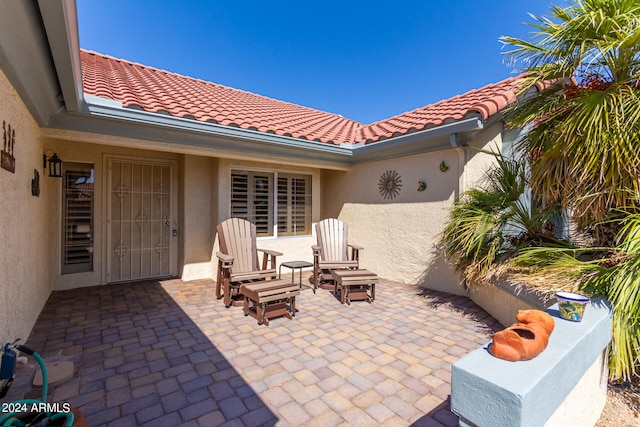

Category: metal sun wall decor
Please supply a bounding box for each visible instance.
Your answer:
[378,170,402,200]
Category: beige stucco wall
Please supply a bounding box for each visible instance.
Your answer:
[322,149,462,294]
[38,134,324,288]
[42,137,180,289]
[0,69,52,344]
[321,124,504,295]
[180,155,216,281]
[458,123,505,194]
[19,101,504,296]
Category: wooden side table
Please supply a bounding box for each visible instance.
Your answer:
[331,269,378,305]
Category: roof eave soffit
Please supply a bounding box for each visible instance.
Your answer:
[0,1,65,125]
[38,0,84,113]
[50,94,487,164]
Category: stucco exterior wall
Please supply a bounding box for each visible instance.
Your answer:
[180,155,216,281]
[14,92,504,298]
[462,126,504,193]
[42,137,180,289]
[0,69,52,345]
[35,134,325,288]
[322,125,504,295]
[322,149,462,294]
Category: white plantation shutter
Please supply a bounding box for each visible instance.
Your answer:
[62,164,94,274]
[252,174,272,235]
[232,170,311,237]
[230,173,248,219]
[231,171,273,236]
[277,174,311,236]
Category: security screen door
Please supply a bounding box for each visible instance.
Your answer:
[107,158,177,282]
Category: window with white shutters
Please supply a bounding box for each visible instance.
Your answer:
[231,170,274,236]
[277,174,311,236]
[231,169,311,237]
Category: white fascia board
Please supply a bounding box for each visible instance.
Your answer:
[350,118,484,162]
[80,96,486,163]
[352,118,483,156]
[38,0,84,112]
[82,97,354,156]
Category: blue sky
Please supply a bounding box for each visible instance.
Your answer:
[77,1,564,124]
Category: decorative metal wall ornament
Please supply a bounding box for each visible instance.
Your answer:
[31,170,40,196]
[2,121,16,173]
[439,161,449,172]
[378,170,402,200]
[417,181,427,192]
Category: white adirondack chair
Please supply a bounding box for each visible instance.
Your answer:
[312,218,362,289]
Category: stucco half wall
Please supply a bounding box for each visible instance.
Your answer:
[0,69,52,344]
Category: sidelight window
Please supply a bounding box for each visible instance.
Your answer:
[62,163,94,274]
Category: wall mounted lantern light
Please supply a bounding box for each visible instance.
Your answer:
[43,151,63,178]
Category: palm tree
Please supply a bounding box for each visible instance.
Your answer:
[501,0,640,242]
[498,0,640,381]
[442,154,564,287]
[510,212,640,380]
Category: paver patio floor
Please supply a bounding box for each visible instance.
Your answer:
[7,276,501,426]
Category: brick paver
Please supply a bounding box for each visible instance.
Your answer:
[4,276,500,426]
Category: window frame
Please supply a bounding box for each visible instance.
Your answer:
[277,172,312,237]
[230,168,312,238]
[61,162,95,274]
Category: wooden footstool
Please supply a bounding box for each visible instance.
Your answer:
[240,279,300,326]
[331,269,378,305]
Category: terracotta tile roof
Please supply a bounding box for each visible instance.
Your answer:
[80,49,522,145]
[81,50,360,145]
[358,77,522,143]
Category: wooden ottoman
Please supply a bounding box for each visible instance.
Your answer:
[331,269,378,305]
[240,279,300,326]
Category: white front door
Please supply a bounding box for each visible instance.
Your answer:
[107,158,177,283]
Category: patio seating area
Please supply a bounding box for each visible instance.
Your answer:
[7,276,501,426]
